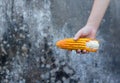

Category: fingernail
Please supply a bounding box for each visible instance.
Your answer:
[83,50,86,52]
[73,37,76,40]
[74,37,78,40]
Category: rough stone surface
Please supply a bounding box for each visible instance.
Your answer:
[0,0,120,83]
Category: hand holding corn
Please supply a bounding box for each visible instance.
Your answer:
[73,25,98,53]
[72,0,109,53]
[56,38,99,52]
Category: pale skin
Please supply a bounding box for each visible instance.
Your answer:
[74,0,110,53]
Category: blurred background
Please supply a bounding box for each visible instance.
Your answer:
[0,0,120,83]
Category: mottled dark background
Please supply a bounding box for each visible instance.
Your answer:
[0,0,120,83]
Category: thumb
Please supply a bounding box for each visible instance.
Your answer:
[74,30,82,40]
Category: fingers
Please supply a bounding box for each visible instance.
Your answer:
[74,28,89,40]
[81,50,88,54]
[74,30,82,40]
[76,49,89,54]
[76,49,81,53]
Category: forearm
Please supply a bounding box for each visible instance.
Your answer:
[87,0,110,29]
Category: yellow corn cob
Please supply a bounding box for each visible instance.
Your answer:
[56,38,99,52]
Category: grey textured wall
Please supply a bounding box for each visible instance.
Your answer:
[0,0,120,83]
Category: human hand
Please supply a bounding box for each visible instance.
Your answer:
[74,25,98,54]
